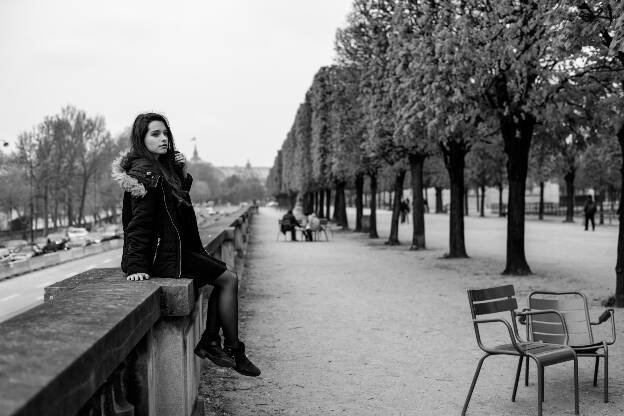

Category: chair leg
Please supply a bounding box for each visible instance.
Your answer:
[574,356,579,414]
[540,365,545,402]
[593,357,599,387]
[512,356,523,402]
[537,364,543,416]
[461,354,489,416]
[604,351,609,403]
[525,354,530,386]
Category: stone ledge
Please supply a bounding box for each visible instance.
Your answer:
[0,276,161,416]
[45,268,196,317]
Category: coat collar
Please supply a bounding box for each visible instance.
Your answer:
[111,151,161,197]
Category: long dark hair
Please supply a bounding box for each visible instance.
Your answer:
[130,112,189,206]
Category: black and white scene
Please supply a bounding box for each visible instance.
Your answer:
[2,1,624,415]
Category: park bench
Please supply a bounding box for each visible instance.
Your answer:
[463,284,579,416]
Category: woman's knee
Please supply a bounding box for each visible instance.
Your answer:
[217,270,238,289]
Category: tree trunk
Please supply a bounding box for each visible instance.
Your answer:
[319,189,325,218]
[502,115,533,275]
[78,174,89,227]
[475,186,480,215]
[498,182,504,217]
[464,187,469,216]
[564,168,575,223]
[435,187,443,213]
[599,188,604,225]
[386,170,406,245]
[441,140,469,258]
[409,154,426,250]
[615,125,624,306]
[334,180,348,229]
[43,184,49,237]
[333,184,339,223]
[369,172,379,239]
[290,192,297,210]
[538,181,545,220]
[67,194,74,226]
[53,198,58,228]
[355,174,364,232]
[325,188,331,220]
[480,184,486,217]
[315,191,320,215]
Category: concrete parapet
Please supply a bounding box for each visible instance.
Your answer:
[0,268,161,416]
[0,208,255,416]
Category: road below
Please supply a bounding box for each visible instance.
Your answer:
[0,248,122,323]
[0,205,246,323]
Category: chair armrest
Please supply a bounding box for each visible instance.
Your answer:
[591,309,616,345]
[472,318,522,354]
[516,309,569,345]
[591,309,613,325]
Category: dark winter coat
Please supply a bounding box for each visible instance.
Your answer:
[112,152,207,278]
[584,200,597,217]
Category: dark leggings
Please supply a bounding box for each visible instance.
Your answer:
[182,250,239,347]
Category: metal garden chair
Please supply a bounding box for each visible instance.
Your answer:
[319,218,332,240]
[464,285,579,416]
[523,291,615,403]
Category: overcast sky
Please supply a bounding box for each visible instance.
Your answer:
[0,0,353,167]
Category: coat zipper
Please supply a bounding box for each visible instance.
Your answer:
[151,237,161,266]
[160,180,182,278]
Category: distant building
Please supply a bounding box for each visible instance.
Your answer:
[215,161,270,183]
[187,147,269,183]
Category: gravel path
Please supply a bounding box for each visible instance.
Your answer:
[199,208,624,415]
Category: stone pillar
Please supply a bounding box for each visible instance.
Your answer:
[150,281,204,416]
[220,228,237,267]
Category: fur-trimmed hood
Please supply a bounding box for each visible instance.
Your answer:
[111,151,161,198]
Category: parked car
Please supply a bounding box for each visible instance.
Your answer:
[8,243,43,262]
[66,227,90,248]
[44,232,69,252]
[0,244,10,262]
[87,232,103,244]
[3,240,29,252]
[100,224,123,241]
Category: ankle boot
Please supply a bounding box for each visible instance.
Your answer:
[195,334,235,368]
[223,341,261,377]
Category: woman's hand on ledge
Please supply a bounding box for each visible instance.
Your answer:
[127,273,150,281]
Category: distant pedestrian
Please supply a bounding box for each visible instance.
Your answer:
[400,198,410,224]
[112,112,260,377]
[584,195,597,231]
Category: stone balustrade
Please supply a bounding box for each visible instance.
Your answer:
[0,208,254,416]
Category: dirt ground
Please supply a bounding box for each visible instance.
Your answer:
[198,208,624,415]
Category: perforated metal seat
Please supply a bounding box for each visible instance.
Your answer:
[463,285,579,416]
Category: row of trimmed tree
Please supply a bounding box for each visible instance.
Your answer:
[267,1,624,305]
